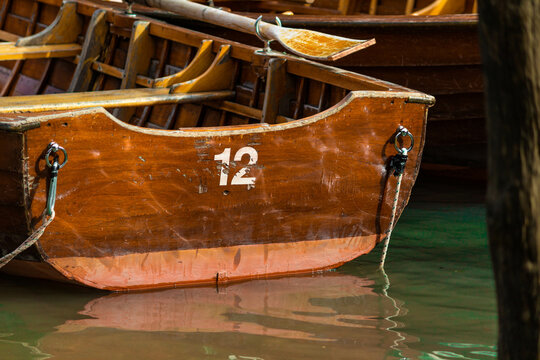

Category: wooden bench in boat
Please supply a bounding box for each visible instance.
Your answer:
[0,29,19,42]
[0,1,82,60]
[0,42,81,60]
[0,88,235,113]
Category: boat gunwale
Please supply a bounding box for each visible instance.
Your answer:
[0,90,434,134]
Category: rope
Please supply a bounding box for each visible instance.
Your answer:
[0,211,55,269]
[380,267,407,356]
[0,142,66,269]
[379,172,403,269]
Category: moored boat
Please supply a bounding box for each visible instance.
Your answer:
[0,0,433,290]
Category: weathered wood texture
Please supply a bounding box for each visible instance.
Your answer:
[0,0,75,96]
[0,0,431,290]
[478,0,540,358]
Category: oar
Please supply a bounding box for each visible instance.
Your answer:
[133,0,375,61]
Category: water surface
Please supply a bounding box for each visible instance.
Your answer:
[0,180,496,359]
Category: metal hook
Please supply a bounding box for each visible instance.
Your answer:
[255,16,282,54]
[44,142,68,215]
[45,142,68,169]
[393,126,414,154]
[254,16,272,52]
[124,1,137,17]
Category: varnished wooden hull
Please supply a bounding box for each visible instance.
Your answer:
[0,0,432,290]
[0,91,430,290]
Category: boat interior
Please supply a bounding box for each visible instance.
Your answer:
[0,0,421,131]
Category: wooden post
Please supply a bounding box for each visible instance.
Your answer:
[478,1,540,359]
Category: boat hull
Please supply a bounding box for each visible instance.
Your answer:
[0,92,427,290]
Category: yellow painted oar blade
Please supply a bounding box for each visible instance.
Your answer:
[275,28,375,61]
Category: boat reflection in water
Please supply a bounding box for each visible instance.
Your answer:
[37,273,417,359]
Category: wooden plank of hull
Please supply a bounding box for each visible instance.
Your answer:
[5,235,378,290]
[1,91,427,290]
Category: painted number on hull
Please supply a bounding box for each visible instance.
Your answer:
[214,147,258,186]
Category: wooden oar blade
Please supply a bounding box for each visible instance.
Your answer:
[275,28,375,61]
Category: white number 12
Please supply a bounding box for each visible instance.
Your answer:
[214,147,258,186]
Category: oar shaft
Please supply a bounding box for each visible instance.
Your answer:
[139,0,275,38]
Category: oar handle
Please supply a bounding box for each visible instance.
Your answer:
[137,0,275,38]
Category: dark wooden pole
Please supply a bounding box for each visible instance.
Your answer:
[478,1,540,358]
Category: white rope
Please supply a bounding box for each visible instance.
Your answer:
[0,211,55,269]
[379,172,403,269]
[380,267,407,356]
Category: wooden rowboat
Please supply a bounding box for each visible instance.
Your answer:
[0,0,433,290]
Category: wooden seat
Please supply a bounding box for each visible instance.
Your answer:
[0,88,235,113]
[170,44,235,93]
[0,1,82,61]
[0,42,81,61]
[154,39,215,88]
[0,30,19,42]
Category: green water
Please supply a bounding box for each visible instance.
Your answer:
[0,181,496,360]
